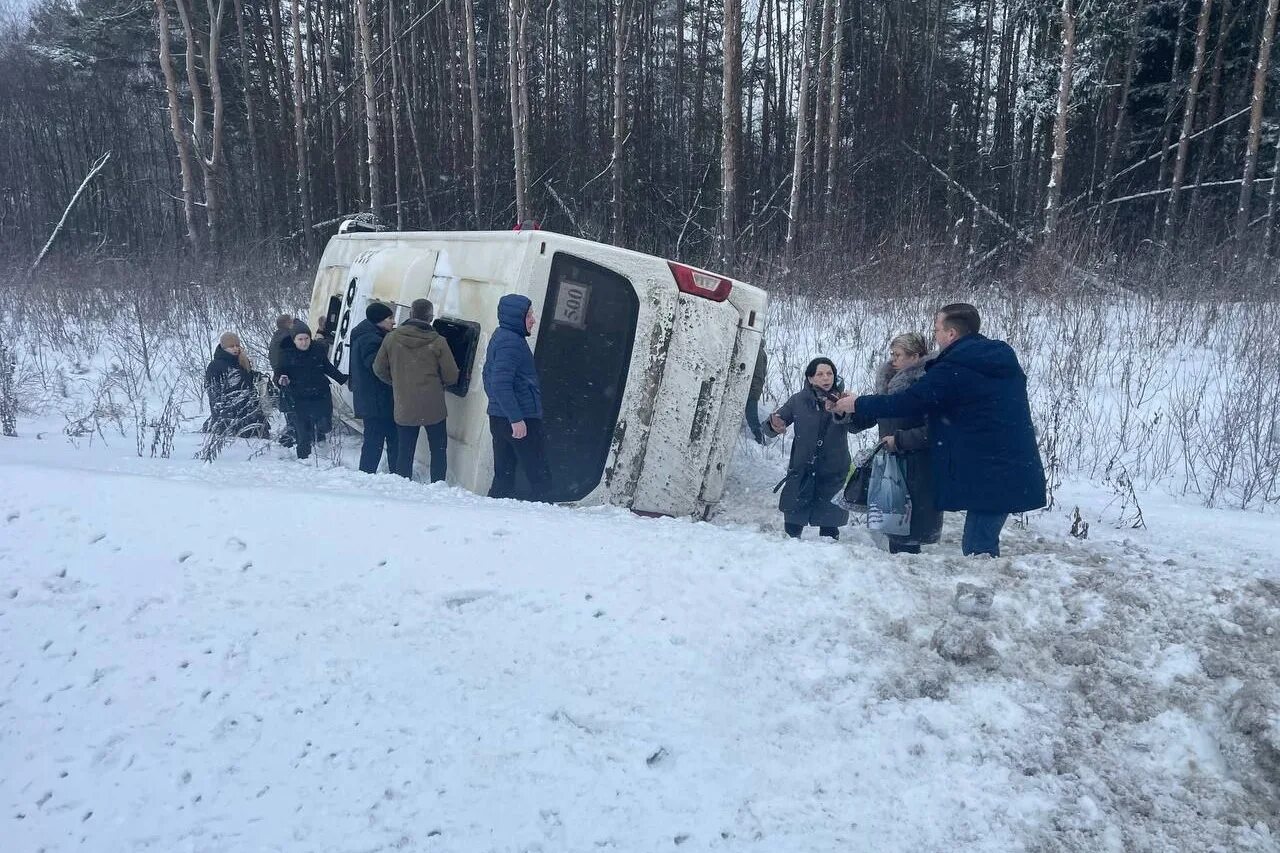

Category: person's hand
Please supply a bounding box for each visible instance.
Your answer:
[881,435,897,452]
[277,375,290,386]
[768,412,787,433]
[826,395,856,414]
[511,420,527,439]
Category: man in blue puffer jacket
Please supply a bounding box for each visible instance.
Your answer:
[830,303,1046,557]
[482,293,551,500]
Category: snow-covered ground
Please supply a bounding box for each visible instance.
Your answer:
[2,423,1278,852]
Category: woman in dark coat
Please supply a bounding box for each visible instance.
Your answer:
[273,322,348,460]
[840,333,943,553]
[203,332,269,439]
[762,357,854,540]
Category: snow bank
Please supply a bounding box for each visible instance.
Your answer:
[2,429,1277,851]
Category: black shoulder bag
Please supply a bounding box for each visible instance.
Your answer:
[773,411,831,513]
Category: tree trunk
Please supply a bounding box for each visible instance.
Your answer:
[153,0,202,253]
[1101,4,1142,198]
[508,0,529,224]
[823,0,845,220]
[1165,0,1214,237]
[357,0,381,218]
[389,0,404,229]
[811,0,834,196]
[785,0,816,262]
[464,0,484,225]
[1153,0,1189,230]
[1191,0,1233,213]
[610,0,630,242]
[233,0,264,232]
[1043,0,1075,239]
[291,0,315,254]
[1235,0,1280,241]
[721,0,742,265]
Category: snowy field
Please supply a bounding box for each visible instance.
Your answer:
[3,422,1279,852]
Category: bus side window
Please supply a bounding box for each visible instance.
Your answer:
[432,318,481,397]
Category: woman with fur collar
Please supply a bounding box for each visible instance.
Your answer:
[841,333,943,553]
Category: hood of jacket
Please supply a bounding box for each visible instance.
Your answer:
[936,333,1025,380]
[392,319,442,348]
[350,318,387,348]
[212,345,240,366]
[497,294,532,337]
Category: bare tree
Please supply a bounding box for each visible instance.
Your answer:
[1044,0,1076,239]
[153,0,201,253]
[508,0,530,224]
[1165,0,1214,238]
[463,0,484,226]
[610,0,633,243]
[291,0,315,253]
[1235,0,1280,241]
[720,0,742,265]
[357,0,381,218]
[823,0,846,218]
[785,0,816,263]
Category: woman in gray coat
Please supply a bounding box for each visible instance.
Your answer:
[763,357,855,540]
[840,333,943,553]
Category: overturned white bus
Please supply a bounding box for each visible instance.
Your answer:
[307,229,767,518]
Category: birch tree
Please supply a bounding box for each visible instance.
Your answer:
[721,0,742,264]
[1043,0,1076,239]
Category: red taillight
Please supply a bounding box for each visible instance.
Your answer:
[668,261,733,302]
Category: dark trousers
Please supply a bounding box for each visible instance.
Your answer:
[395,421,448,482]
[293,412,317,459]
[785,523,840,540]
[962,512,1009,557]
[745,391,765,443]
[358,415,399,474]
[488,416,551,501]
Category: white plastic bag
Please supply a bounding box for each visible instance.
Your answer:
[866,452,912,536]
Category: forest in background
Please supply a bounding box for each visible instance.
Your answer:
[2,0,1280,291]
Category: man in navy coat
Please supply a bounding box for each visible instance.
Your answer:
[830,303,1046,557]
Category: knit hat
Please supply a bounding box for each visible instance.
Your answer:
[291,321,312,338]
[366,302,394,324]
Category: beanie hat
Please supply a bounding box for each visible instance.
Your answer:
[291,321,312,338]
[366,302,394,324]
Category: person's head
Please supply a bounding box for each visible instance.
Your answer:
[366,301,395,332]
[804,356,838,392]
[219,332,252,371]
[497,294,534,336]
[933,303,981,350]
[889,332,929,371]
[291,321,312,351]
[275,314,294,332]
[411,299,434,323]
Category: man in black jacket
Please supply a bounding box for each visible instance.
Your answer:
[349,302,399,474]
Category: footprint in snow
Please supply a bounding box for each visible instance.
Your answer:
[226,537,247,552]
[177,552,193,563]
[443,590,496,610]
[5,512,18,522]
[90,533,106,544]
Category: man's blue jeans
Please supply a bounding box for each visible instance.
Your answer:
[962,512,1009,557]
